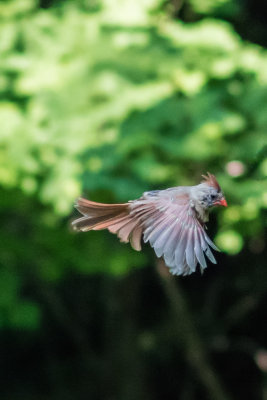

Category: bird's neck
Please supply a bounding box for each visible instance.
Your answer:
[189,184,210,223]
[195,203,209,222]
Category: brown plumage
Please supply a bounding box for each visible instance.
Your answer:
[72,174,227,276]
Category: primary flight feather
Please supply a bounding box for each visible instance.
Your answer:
[72,173,227,276]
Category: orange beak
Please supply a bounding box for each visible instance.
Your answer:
[219,198,228,207]
[213,198,228,207]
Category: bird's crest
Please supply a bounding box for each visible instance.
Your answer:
[201,172,221,191]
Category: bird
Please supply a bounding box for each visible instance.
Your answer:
[72,173,227,276]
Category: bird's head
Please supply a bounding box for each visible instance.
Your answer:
[192,173,227,210]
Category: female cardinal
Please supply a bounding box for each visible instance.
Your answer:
[72,173,227,276]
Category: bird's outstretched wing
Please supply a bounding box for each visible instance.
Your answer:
[130,191,219,275]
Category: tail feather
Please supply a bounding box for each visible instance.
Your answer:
[92,213,128,231]
[72,198,143,250]
[72,212,125,232]
[75,197,128,217]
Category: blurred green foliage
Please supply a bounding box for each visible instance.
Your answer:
[0,0,266,317]
[1,0,266,228]
[0,0,267,399]
[0,0,267,311]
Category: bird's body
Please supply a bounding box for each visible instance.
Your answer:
[72,173,227,276]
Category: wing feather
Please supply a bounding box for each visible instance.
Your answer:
[153,219,180,258]
[130,226,143,251]
[203,230,220,251]
[160,223,183,266]
[194,227,207,271]
[133,193,219,275]
[146,213,177,245]
[197,228,217,264]
[185,227,197,272]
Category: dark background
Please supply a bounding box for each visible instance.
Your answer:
[0,0,267,399]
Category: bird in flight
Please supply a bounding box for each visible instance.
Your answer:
[72,173,227,276]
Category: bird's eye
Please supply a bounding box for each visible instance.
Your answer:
[210,194,217,200]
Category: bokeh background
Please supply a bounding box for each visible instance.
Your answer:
[0,0,267,399]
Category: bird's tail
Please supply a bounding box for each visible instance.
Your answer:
[72,197,143,251]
